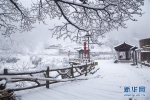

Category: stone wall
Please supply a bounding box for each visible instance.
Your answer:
[141,52,150,63]
[139,38,150,63]
[139,38,150,49]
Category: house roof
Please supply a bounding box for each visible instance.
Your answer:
[130,46,138,50]
[114,42,133,51]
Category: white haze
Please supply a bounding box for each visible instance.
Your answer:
[0,0,149,53]
[106,0,150,46]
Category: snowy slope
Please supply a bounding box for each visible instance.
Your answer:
[18,60,150,100]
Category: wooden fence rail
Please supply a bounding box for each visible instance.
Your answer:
[69,58,90,64]
[0,61,96,91]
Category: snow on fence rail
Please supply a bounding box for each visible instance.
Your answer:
[69,58,91,64]
[0,61,96,91]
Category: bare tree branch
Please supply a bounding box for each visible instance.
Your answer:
[0,0,144,44]
[0,0,35,36]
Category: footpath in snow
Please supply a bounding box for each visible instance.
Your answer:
[19,60,150,100]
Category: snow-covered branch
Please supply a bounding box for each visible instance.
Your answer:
[0,0,144,42]
[0,0,35,36]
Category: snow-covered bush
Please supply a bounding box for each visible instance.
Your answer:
[0,57,19,64]
[0,54,72,89]
[30,55,42,66]
[62,57,69,68]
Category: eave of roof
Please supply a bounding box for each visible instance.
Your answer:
[114,42,134,51]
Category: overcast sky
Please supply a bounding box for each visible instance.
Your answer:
[106,0,150,46]
[1,0,150,52]
[22,0,150,47]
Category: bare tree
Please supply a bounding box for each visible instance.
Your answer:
[105,38,120,54]
[31,0,144,42]
[0,0,144,41]
[0,0,35,37]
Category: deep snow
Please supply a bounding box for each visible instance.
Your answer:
[16,60,150,100]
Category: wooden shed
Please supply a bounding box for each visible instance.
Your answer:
[77,49,90,59]
[114,42,133,60]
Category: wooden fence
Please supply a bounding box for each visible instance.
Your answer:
[0,61,96,91]
[69,58,91,64]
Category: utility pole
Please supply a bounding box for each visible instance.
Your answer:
[84,34,100,62]
[85,34,91,62]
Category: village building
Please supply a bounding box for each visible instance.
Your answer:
[130,46,138,65]
[114,38,150,66]
[77,49,90,59]
[136,38,150,66]
[114,42,133,61]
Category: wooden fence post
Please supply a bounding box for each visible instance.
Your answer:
[71,64,74,78]
[4,69,8,75]
[85,62,87,76]
[90,62,92,68]
[46,67,49,89]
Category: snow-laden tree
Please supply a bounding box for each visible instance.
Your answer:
[105,38,120,54]
[0,0,144,41]
[0,0,35,37]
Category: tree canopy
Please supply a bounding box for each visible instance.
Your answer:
[0,0,144,41]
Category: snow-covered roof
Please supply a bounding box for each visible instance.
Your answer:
[114,42,134,48]
[74,45,111,52]
[130,46,138,50]
[143,45,150,48]
[114,42,134,51]
[141,51,150,53]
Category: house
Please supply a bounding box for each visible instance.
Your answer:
[114,42,133,61]
[77,49,90,59]
[136,38,150,66]
[45,44,62,49]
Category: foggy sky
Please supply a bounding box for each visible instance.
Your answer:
[106,0,150,46]
[22,0,150,47]
[1,0,150,52]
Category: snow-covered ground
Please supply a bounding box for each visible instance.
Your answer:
[0,54,72,72]
[17,60,150,100]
